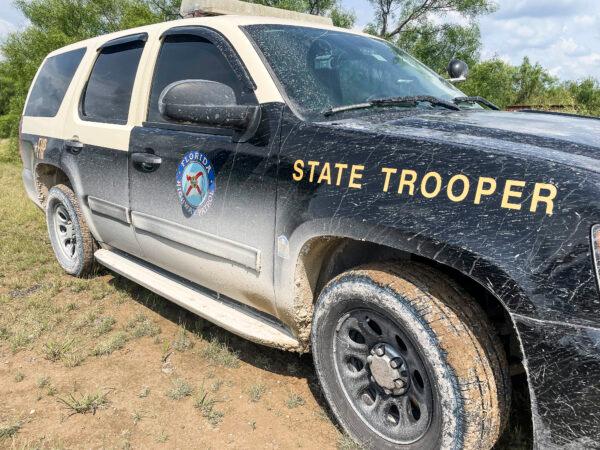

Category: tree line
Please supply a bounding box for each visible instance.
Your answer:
[1,0,599,155]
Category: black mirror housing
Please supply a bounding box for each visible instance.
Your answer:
[158,79,259,131]
[447,59,469,80]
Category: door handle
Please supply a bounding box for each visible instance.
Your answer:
[64,139,84,154]
[132,152,162,172]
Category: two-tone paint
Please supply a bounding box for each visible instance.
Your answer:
[20,16,600,449]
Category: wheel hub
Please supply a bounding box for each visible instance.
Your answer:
[367,343,409,396]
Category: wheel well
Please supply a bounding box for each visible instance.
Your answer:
[34,164,71,207]
[295,236,533,445]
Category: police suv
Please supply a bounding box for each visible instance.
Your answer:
[19,1,600,448]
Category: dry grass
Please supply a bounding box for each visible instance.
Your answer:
[0,144,532,448]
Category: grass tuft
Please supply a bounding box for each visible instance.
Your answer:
[91,332,128,356]
[194,385,224,426]
[14,371,25,383]
[199,337,240,368]
[126,313,161,338]
[286,393,305,409]
[166,378,193,400]
[43,338,74,362]
[57,391,109,416]
[0,422,21,440]
[248,383,266,402]
[172,327,193,352]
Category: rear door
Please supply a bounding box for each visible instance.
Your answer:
[129,26,280,315]
[61,33,149,257]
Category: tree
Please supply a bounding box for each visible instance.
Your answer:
[367,0,495,40]
[460,58,517,108]
[396,22,481,74]
[0,0,181,143]
[245,0,355,28]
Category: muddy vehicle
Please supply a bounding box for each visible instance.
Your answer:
[18,2,600,449]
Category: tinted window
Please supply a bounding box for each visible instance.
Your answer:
[81,40,144,124]
[25,48,86,117]
[148,35,243,123]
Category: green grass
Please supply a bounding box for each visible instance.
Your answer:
[57,391,109,416]
[286,393,305,409]
[0,421,21,440]
[91,332,128,356]
[125,313,161,338]
[194,385,224,426]
[199,337,240,368]
[166,378,193,400]
[248,383,266,402]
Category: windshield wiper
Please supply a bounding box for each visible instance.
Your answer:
[322,95,460,117]
[371,95,461,111]
[453,96,500,111]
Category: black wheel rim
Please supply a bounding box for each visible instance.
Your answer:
[333,308,434,444]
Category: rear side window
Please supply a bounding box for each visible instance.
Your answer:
[147,35,243,123]
[81,40,145,124]
[24,48,86,118]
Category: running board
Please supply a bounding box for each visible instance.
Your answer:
[94,249,301,351]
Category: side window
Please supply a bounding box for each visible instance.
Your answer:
[81,40,145,124]
[25,48,86,118]
[147,34,244,124]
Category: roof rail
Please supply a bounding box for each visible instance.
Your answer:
[180,0,333,26]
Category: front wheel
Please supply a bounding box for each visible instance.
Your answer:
[311,263,510,450]
[46,184,96,277]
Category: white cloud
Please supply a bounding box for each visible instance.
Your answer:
[480,0,600,80]
[0,18,16,40]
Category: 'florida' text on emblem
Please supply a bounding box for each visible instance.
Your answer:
[176,151,216,216]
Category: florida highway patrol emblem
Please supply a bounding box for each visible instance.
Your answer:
[176,151,215,216]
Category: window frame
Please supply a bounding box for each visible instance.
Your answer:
[24,47,87,119]
[78,32,149,125]
[143,26,258,134]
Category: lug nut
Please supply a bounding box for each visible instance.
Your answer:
[390,358,402,369]
[375,346,385,356]
[362,393,374,405]
[394,379,406,388]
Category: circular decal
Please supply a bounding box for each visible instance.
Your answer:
[176,151,215,216]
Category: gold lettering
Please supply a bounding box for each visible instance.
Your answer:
[501,180,526,210]
[399,169,418,196]
[530,183,557,215]
[447,174,470,202]
[474,177,497,204]
[349,165,365,189]
[381,167,397,192]
[307,160,320,183]
[421,172,442,198]
[334,163,348,186]
[317,162,332,185]
[292,159,304,181]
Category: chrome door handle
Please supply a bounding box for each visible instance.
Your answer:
[132,152,162,172]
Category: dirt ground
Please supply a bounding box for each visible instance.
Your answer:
[0,142,530,449]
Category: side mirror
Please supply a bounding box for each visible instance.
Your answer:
[158,79,259,130]
[447,59,469,82]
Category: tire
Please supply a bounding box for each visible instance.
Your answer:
[311,262,510,450]
[46,184,96,277]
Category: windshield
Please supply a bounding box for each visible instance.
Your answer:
[244,24,466,119]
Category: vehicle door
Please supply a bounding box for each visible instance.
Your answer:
[128,26,280,315]
[61,33,149,257]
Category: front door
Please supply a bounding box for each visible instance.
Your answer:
[129,27,280,315]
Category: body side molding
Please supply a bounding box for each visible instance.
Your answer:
[130,211,261,272]
[88,196,131,224]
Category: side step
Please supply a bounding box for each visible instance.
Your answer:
[95,249,301,351]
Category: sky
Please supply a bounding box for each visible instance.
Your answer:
[1,0,599,80]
